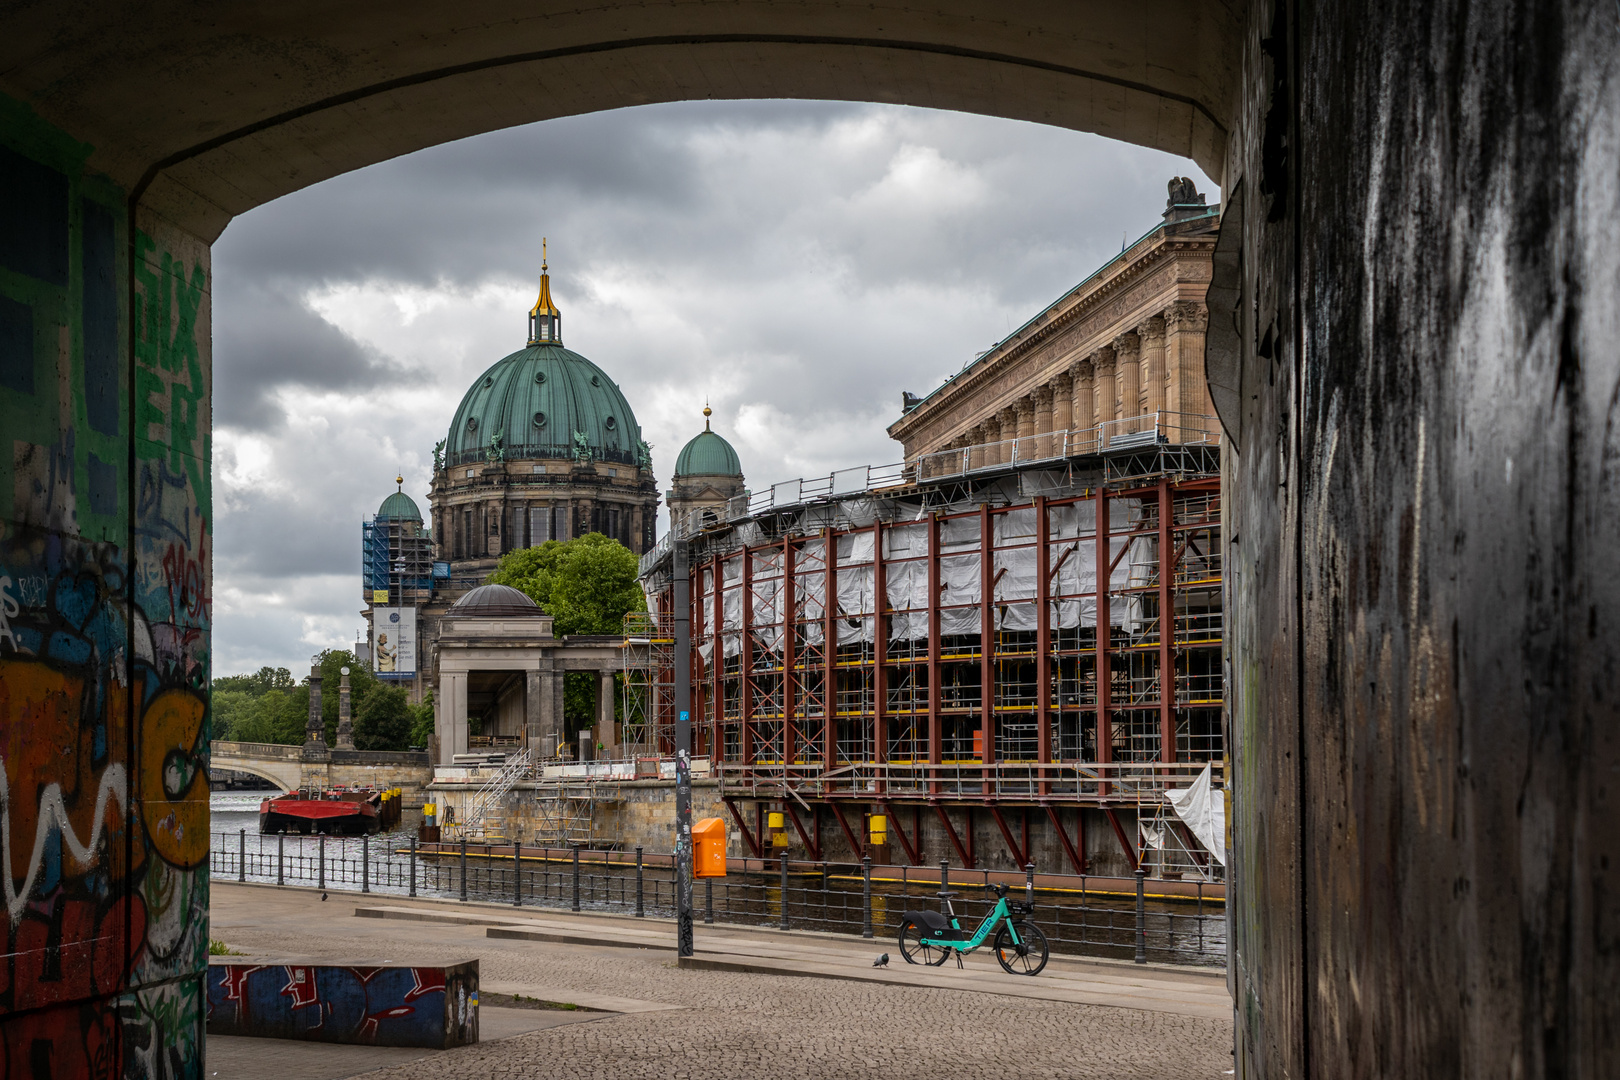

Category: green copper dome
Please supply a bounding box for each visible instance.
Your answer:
[377,490,423,520]
[445,344,646,469]
[674,429,743,478]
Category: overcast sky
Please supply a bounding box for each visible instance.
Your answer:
[210,100,1217,677]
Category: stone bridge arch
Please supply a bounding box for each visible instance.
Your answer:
[209,742,302,792]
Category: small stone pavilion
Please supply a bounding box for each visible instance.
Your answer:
[433,583,624,762]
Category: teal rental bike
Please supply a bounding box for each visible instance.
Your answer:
[898,882,1049,975]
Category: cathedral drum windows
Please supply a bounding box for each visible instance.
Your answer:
[430,241,659,573]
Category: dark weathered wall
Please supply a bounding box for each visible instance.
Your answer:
[0,100,213,1075]
[1224,0,1620,1075]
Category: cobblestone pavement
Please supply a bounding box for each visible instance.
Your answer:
[213,887,1232,1080]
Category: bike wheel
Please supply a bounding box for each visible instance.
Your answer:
[994,921,1049,976]
[898,920,951,966]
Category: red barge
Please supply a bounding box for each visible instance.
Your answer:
[259,786,402,835]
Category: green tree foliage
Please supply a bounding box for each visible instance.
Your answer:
[354,685,413,751]
[487,533,644,734]
[214,666,295,697]
[486,532,645,635]
[408,691,435,750]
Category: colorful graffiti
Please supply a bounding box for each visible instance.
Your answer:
[206,961,479,1049]
[1,99,214,1078]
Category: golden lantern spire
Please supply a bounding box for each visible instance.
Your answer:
[703,401,712,432]
[528,237,562,346]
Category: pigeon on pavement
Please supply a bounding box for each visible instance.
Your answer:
[321,892,328,901]
[873,953,889,967]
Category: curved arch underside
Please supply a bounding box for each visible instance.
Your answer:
[212,759,297,792]
[1,2,1239,239]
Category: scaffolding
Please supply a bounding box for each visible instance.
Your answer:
[621,610,676,756]
[639,453,1226,876]
[526,781,604,846]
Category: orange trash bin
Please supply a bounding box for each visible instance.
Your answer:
[693,817,727,878]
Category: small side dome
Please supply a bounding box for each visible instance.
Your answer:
[448,583,543,617]
[674,407,743,478]
[377,477,422,521]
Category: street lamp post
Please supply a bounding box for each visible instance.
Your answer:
[673,542,694,958]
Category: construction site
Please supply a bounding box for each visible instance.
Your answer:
[628,420,1226,882]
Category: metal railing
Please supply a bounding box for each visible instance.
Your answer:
[713,759,1224,803]
[208,832,1225,968]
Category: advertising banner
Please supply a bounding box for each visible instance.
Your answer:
[373,606,417,676]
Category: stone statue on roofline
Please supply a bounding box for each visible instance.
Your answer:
[432,438,446,472]
[1167,176,1205,209]
[636,439,653,468]
[486,429,505,463]
[572,430,593,463]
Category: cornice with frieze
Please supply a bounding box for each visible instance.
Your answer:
[895,241,1215,445]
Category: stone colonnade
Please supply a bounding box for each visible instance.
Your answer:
[954,303,1211,465]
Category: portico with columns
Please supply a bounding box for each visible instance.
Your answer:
[890,180,1219,461]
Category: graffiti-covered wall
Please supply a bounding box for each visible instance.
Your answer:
[0,95,211,1077]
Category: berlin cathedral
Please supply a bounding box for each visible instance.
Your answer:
[360,250,745,702]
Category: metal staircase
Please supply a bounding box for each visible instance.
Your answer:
[448,750,531,841]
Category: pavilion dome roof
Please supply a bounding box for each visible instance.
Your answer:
[447,583,543,617]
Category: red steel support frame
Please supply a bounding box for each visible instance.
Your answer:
[989,806,1027,866]
[783,800,820,861]
[926,514,942,794]
[872,520,887,791]
[935,805,975,869]
[783,539,797,766]
[740,550,755,766]
[827,800,863,858]
[1034,495,1052,790]
[1095,488,1112,768]
[1157,479,1176,764]
[979,506,995,774]
[880,801,922,866]
[724,798,763,859]
[1103,807,1138,872]
[1044,805,1086,874]
[824,527,837,773]
[712,555,724,764]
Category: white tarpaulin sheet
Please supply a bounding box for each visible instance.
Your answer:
[1163,764,1227,866]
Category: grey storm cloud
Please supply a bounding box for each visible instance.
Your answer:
[211,280,418,431]
[208,100,1217,675]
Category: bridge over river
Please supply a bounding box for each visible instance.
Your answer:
[210,740,432,802]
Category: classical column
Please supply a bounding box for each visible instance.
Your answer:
[1050,372,1073,451]
[1165,302,1212,430]
[1070,359,1095,441]
[998,406,1019,466]
[441,670,469,761]
[1139,316,1168,419]
[1012,398,1035,462]
[598,669,617,752]
[525,669,544,757]
[967,424,988,470]
[1113,331,1142,430]
[1032,385,1054,457]
[1092,347,1118,430]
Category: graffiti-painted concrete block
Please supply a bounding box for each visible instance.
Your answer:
[205,957,478,1049]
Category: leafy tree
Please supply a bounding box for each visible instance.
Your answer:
[408,691,435,751]
[487,532,645,635]
[354,685,413,751]
[211,690,256,741]
[214,666,295,697]
[488,533,645,735]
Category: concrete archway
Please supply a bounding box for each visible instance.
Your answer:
[3,3,1617,1078]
